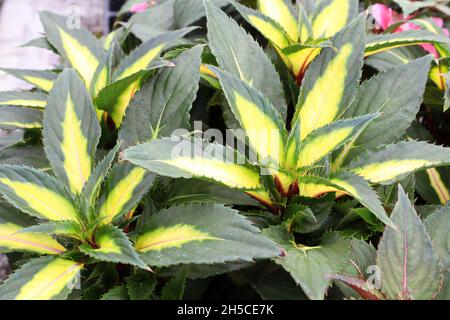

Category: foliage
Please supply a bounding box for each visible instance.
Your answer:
[0,0,449,300]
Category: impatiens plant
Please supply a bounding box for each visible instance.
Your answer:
[1,0,450,300]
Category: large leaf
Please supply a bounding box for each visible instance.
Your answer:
[43,69,101,194]
[294,16,365,140]
[0,222,66,255]
[134,203,281,267]
[377,186,442,300]
[0,68,56,92]
[0,91,47,108]
[212,67,287,167]
[339,56,433,163]
[0,165,79,222]
[365,30,450,56]
[39,11,104,88]
[96,163,155,225]
[297,171,393,227]
[0,106,42,129]
[297,114,378,169]
[264,226,349,300]
[80,226,148,269]
[119,46,202,147]
[0,256,83,300]
[205,0,287,118]
[124,137,270,204]
[310,0,358,39]
[349,141,450,185]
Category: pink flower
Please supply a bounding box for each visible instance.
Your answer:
[371,4,449,58]
[130,2,150,13]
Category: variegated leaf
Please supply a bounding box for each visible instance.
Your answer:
[205,0,287,118]
[40,11,104,88]
[0,106,42,129]
[80,225,148,269]
[96,163,155,225]
[0,256,83,300]
[0,91,47,108]
[0,68,57,92]
[293,15,365,140]
[135,203,281,267]
[0,165,79,222]
[349,141,450,185]
[43,69,101,194]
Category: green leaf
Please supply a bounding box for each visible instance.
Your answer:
[0,256,83,300]
[0,106,42,129]
[96,163,155,225]
[124,137,264,191]
[293,15,366,140]
[445,72,450,112]
[264,226,350,300]
[416,167,450,205]
[0,146,49,169]
[39,11,104,88]
[365,46,424,72]
[0,221,67,255]
[100,285,128,300]
[365,30,450,57]
[80,225,148,269]
[95,59,172,127]
[0,68,57,92]
[0,165,79,222]
[82,144,120,205]
[212,67,287,168]
[424,205,450,270]
[0,91,47,108]
[174,0,228,28]
[297,114,378,169]
[135,204,282,267]
[340,56,433,163]
[378,186,442,300]
[126,272,156,300]
[17,221,82,241]
[156,178,259,207]
[349,141,450,185]
[161,267,187,300]
[119,46,202,147]
[204,0,287,119]
[298,171,393,227]
[43,69,101,195]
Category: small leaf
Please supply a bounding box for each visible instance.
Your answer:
[126,272,156,300]
[96,163,155,225]
[80,225,148,269]
[100,285,128,300]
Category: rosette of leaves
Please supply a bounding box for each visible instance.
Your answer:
[123,1,450,299]
[0,67,281,300]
